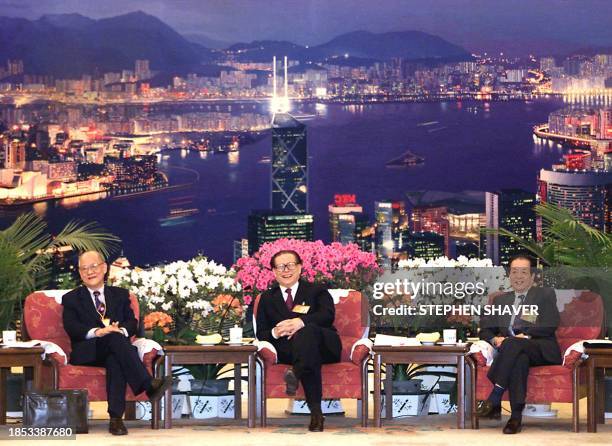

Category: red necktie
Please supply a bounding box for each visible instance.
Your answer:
[285,288,294,311]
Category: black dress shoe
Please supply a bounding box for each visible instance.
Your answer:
[146,377,173,401]
[476,400,502,419]
[284,368,298,396]
[503,418,522,434]
[308,413,325,432]
[109,417,128,435]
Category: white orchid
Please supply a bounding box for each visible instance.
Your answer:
[109,255,243,331]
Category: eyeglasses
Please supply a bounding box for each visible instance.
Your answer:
[273,262,299,272]
[79,263,103,273]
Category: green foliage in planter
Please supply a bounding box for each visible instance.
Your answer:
[0,213,120,330]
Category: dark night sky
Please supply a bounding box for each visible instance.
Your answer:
[1,0,611,55]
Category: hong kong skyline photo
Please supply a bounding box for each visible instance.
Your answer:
[0,0,610,271]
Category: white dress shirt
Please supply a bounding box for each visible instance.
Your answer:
[272,282,300,339]
[85,286,129,339]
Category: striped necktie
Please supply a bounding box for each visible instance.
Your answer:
[93,290,106,316]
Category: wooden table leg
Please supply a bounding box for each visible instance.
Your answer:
[234,363,242,420]
[248,354,256,428]
[151,358,161,429]
[384,361,392,421]
[471,357,478,429]
[596,367,605,424]
[163,354,173,429]
[0,368,7,425]
[457,356,465,429]
[572,365,579,433]
[587,359,596,433]
[465,355,477,429]
[256,356,266,427]
[361,358,368,427]
[373,354,382,428]
[32,358,42,392]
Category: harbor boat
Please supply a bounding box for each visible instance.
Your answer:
[159,207,199,227]
[385,150,425,168]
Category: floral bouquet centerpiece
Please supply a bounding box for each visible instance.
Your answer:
[233,238,382,301]
[111,256,243,343]
[143,311,173,343]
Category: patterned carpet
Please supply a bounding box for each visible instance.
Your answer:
[6,400,611,446]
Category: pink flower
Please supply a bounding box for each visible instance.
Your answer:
[232,239,381,295]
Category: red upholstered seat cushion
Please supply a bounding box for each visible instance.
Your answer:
[351,344,370,365]
[255,289,369,400]
[265,362,363,399]
[474,290,603,404]
[475,364,584,403]
[24,291,157,402]
[556,291,603,356]
[24,292,73,356]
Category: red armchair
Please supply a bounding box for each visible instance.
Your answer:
[22,291,162,427]
[254,290,371,427]
[472,290,605,432]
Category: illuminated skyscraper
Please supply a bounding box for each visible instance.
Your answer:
[375,200,409,266]
[407,232,445,261]
[328,194,364,243]
[486,189,537,266]
[135,59,151,80]
[270,56,308,214]
[538,168,612,233]
[271,113,307,213]
[247,210,314,254]
[411,205,450,256]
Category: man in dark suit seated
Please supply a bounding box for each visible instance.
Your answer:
[62,251,171,435]
[477,254,561,434]
[255,249,342,432]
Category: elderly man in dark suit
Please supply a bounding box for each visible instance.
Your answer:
[477,255,561,434]
[62,251,171,435]
[256,249,342,432]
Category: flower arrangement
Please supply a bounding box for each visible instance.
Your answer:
[111,256,243,339]
[144,311,173,333]
[143,311,173,343]
[233,239,382,298]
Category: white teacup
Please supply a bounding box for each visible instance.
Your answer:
[443,329,457,344]
[229,326,243,344]
[2,330,17,344]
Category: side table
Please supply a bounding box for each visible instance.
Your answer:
[0,347,44,424]
[154,344,257,429]
[373,344,477,429]
[585,346,612,432]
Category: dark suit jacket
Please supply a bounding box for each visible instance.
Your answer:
[256,280,341,360]
[62,285,138,365]
[479,286,561,364]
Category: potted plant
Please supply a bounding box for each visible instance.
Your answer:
[0,212,120,331]
[111,256,244,342]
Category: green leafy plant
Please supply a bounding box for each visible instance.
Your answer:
[486,202,612,335]
[0,212,120,330]
[490,202,612,267]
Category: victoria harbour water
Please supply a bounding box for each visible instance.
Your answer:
[0,99,567,266]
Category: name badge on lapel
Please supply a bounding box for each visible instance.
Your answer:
[292,304,310,314]
[520,313,537,324]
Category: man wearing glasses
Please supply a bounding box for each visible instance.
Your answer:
[477,255,561,434]
[255,250,341,432]
[62,251,171,435]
